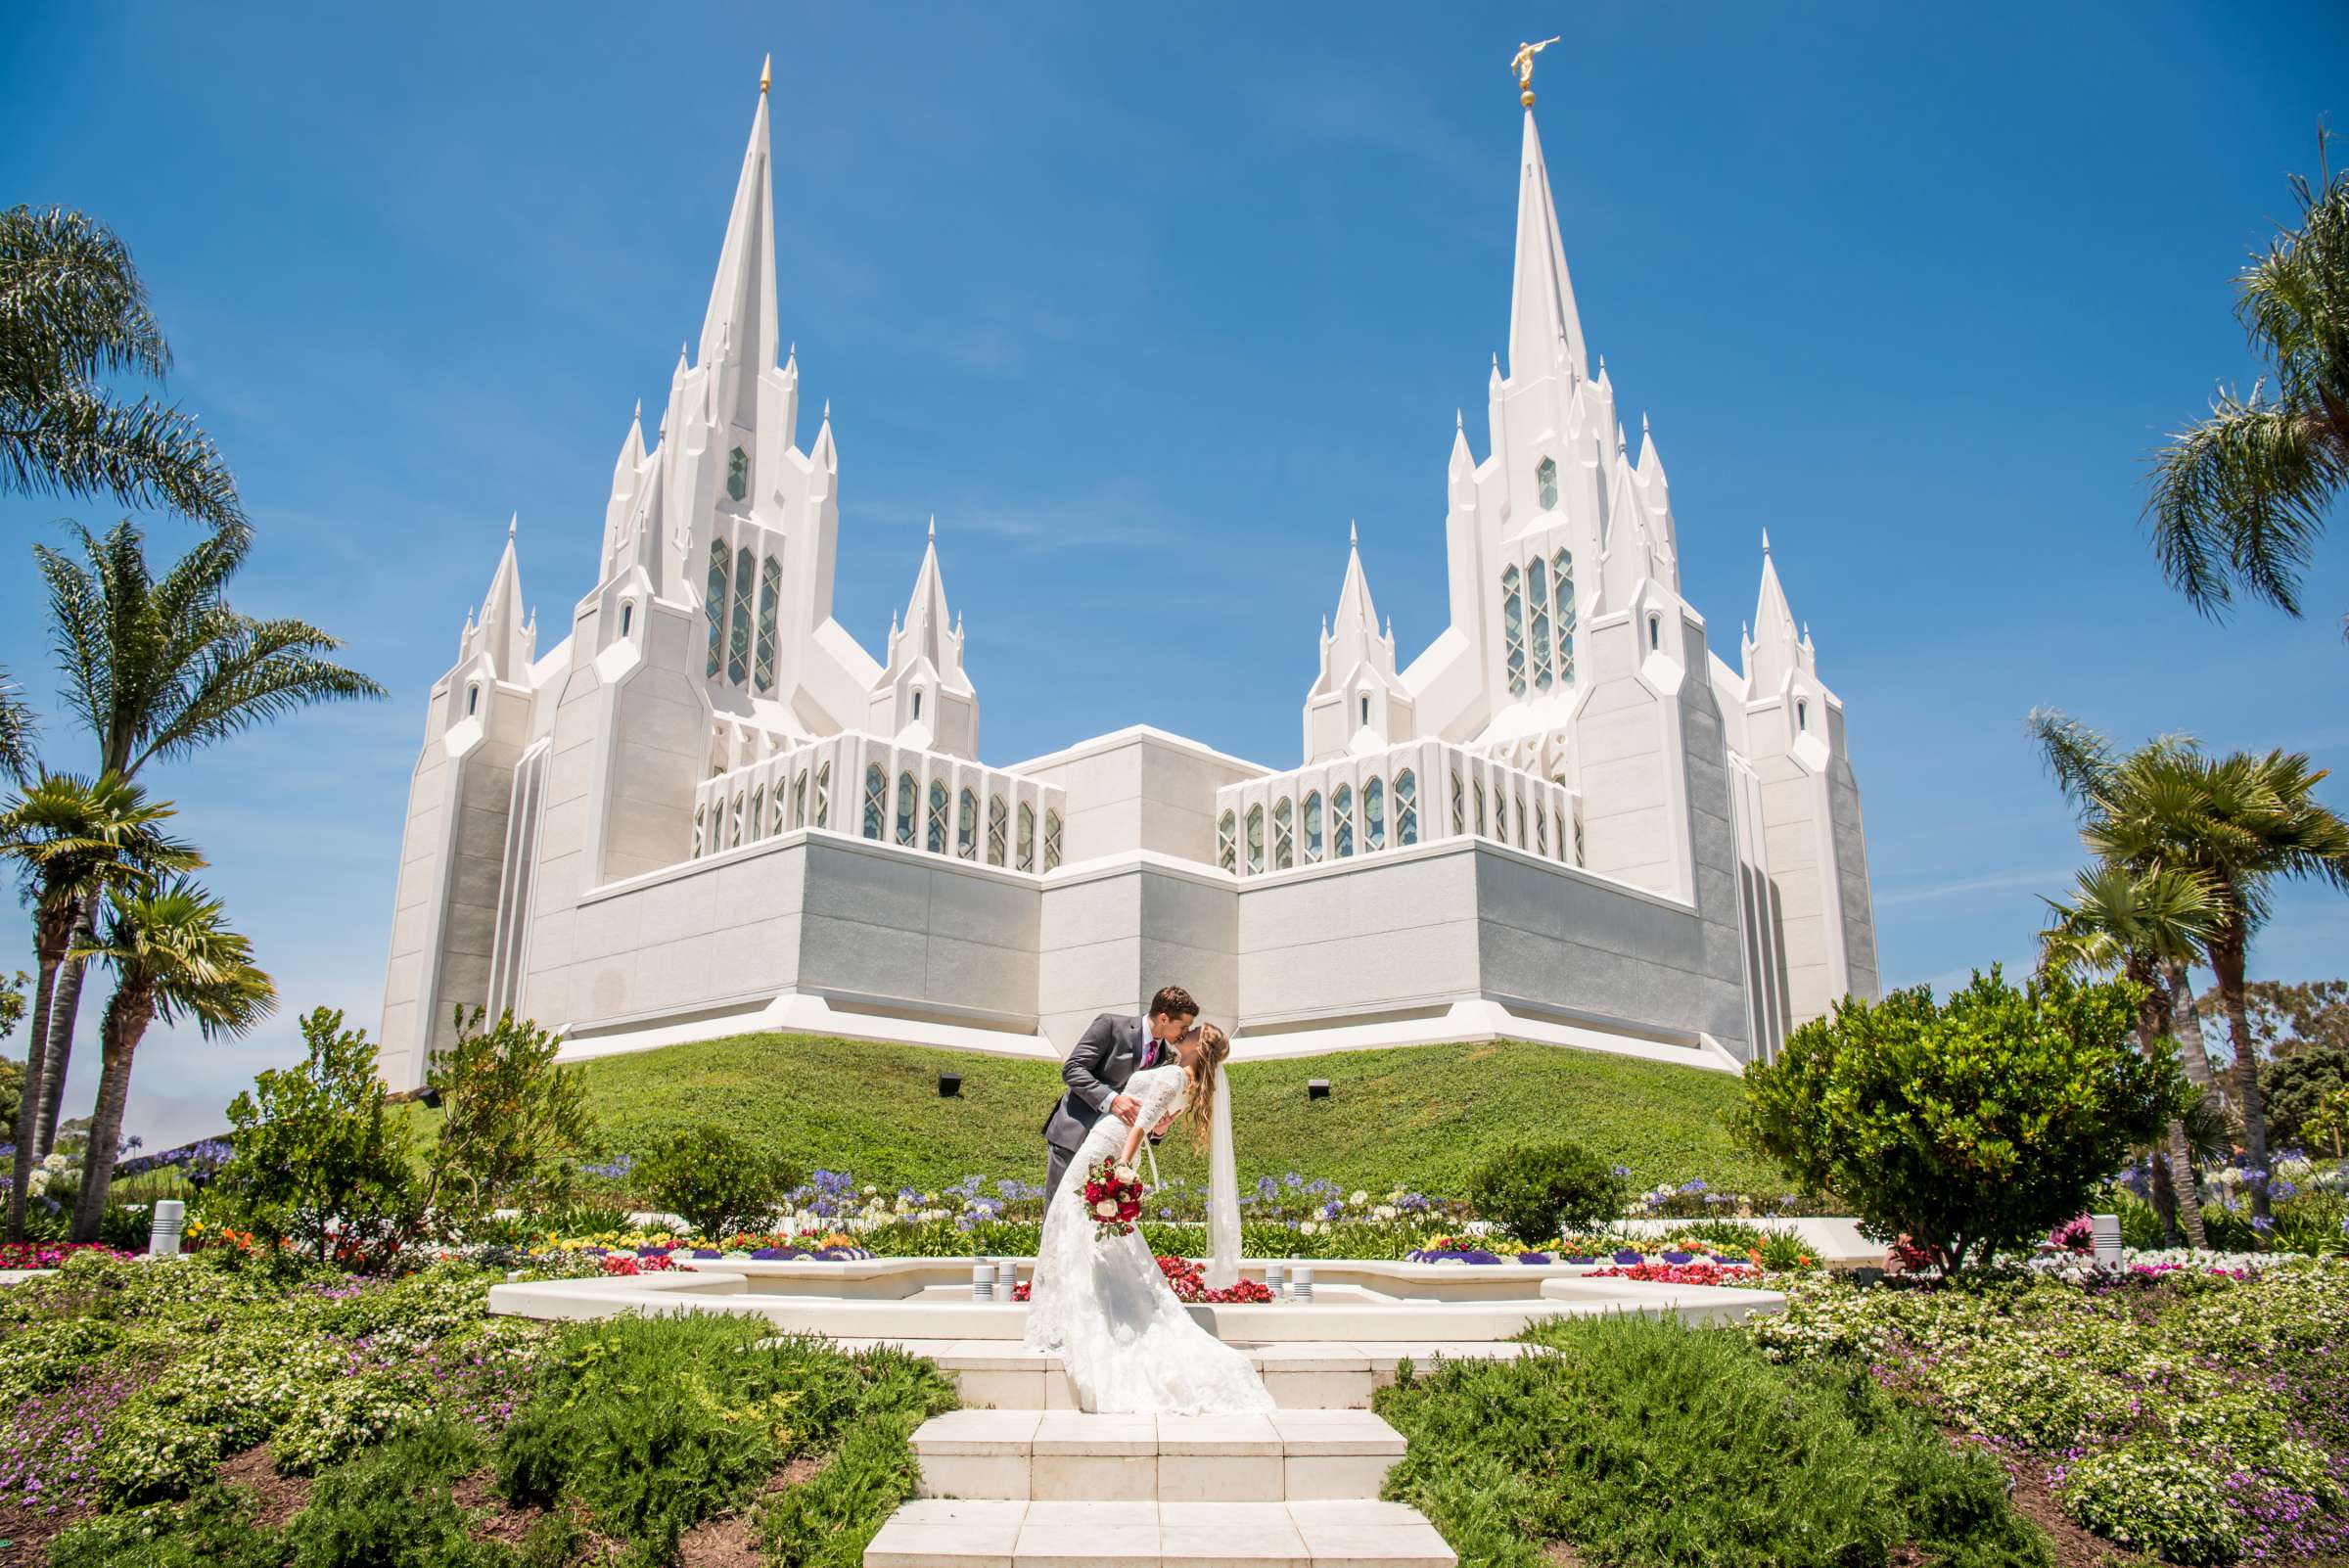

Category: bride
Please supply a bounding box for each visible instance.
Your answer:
[1022,1023,1272,1414]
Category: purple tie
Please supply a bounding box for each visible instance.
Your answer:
[1140,1037,1158,1070]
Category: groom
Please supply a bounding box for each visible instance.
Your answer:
[1041,984,1199,1199]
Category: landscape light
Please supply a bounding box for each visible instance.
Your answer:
[1307,1080,1331,1101]
[939,1072,962,1098]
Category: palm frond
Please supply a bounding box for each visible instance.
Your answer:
[0,388,247,533]
[0,668,33,785]
[0,206,169,391]
[2026,708,2120,818]
[2144,389,2342,619]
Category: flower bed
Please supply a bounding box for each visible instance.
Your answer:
[0,1242,138,1270]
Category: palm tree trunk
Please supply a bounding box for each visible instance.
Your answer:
[2211,937,2271,1224]
[2167,1124,2208,1249]
[69,992,142,1244]
[2147,1147,2180,1246]
[4,953,62,1244]
[32,896,97,1158]
[2164,963,2223,1109]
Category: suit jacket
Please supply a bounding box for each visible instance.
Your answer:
[1041,1012,1163,1155]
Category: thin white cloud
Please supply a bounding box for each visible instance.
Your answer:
[1874,865,2068,909]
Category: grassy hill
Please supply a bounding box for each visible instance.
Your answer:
[476,1032,1790,1201]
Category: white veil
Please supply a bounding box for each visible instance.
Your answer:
[1205,1062,1241,1289]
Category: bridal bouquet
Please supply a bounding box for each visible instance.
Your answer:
[1082,1157,1145,1239]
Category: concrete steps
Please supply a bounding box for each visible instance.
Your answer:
[866,1499,1452,1568]
[911,1408,1405,1503]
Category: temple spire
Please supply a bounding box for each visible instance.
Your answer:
[1505,107,1589,385]
[1750,534,1803,693]
[467,516,531,681]
[698,68,781,374]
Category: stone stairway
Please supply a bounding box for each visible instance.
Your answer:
[858,1340,1477,1568]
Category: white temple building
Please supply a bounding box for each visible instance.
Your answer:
[375,69,1879,1089]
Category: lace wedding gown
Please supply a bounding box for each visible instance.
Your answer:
[1022,1065,1273,1414]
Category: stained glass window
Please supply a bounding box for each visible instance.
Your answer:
[727,445,749,502]
[755,557,781,692]
[1528,554,1553,690]
[1494,790,1507,846]
[1535,805,1547,856]
[750,785,764,842]
[1333,783,1355,858]
[692,805,706,857]
[988,795,1008,865]
[730,792,745,848]
[1451,771,1465,836]
[862,763,886,840]
[1502,566,1526,697]
[1043,811,1063,871]
[896,772,917,847]
[790,770,807,829]
[957,788,978,858]
[927,779,949,854]
[813,762,831,830]
[1018,803,1036,871]
[1537,455,1558,510]
[1554,548,1576,685]
[1245,805,1265,873]
[727,547,755,685]
[1272,798,1294,869]
[1474,780,1488,837]
[705,541,728,677]
[1304,792,1323,862]
[1396,769,1418,846]
[1365,775,1386,852]
[1218,810,1237,871]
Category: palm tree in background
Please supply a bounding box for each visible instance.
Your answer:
[1,205,249,775]
[25,520,380,1159]
[68,879,273,1241]
[2040,862,2223,1246]
[2147,129,2349,634]
[0,773,199,1242]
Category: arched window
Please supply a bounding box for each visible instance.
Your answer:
[1042,810,1063,871]
[1574,814,1586,865]
[1304,791,1324,863]
[1245,804,1265,873]
[911,690,923,721]
[1647,612,1662,653]
[730,791,746,849]
[1359,695,1370,727]
[861,763,886,840]
[1553,548,1576,684]
[1333,783,1355,858]
[754,557,781,692]
[1501,566,1527,696]
[619,601,634,638]
[1218,810,1237,872]
[1272,797,1295,869]
[957,788,978,858]
[1528,554,1553,690]
[1535,805,1547,857]
[988,794,1009,865]
[790,769,808,829]
[1396,769,1419,846]
[1474,779,1488,837]
[750,785,765,842]
[1364,775,1386,852]
[1493,789,1507,846]
[692,804,706,857]
[1451,771,1465,836]
[728,546,756,685]
[706,541,729,677]
[770,781,787,836]
[895,771,918,846]
[1018,803,1036,871]
[927,778,949,853]
[813,761,832,830]
[727,444,749,503]
[1797,699,1809,732]
[466,683,480,715]
[1537,455,1558,510]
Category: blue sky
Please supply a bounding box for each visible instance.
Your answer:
[4,3,2346,1148]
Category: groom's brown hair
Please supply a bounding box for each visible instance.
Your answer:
[1147,985,1198,1023]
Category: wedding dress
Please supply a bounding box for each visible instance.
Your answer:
[1021,1064,1272,1414]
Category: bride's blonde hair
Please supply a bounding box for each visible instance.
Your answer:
[1182,1024,1230,1153]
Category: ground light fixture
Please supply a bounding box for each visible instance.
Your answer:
[1307,1080,1331,1101]
[939,1072,962,1097]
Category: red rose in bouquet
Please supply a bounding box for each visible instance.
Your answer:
[1082,1156,1145,1239]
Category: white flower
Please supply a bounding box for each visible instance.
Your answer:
[40,1152,67,1175]
[862,1185,878,1196]
[1093,1200,1118,1219]
[1114,1164,1137,1183]
[1299,1221,1319,1235]
[1351,1190,1368,1207]
[1373,1205,1399,1222]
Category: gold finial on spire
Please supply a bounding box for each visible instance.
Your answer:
[760,53,772,95]
[1509,36,1561,107]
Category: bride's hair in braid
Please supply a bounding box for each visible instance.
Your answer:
[1182,1024,1230,1153]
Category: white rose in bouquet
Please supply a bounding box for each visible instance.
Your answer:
[1093,1199,1118,1219]
[1114,1164,1137,1183]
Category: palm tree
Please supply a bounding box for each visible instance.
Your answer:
[0,206,244,530]
[67,879,272,1241]
[2146,130,2349,630]
[0,773,199,1241]
[0,669,30,786]
[2086,749,2349,1223]
[2039,863,2223,1246]
[27,519,381,1149]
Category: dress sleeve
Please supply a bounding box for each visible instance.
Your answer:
[1139,1069,1187,1130]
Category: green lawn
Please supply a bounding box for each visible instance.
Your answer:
[438,1032,1790,1200]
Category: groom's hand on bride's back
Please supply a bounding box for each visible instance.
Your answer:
[1109,1093,1142,1126]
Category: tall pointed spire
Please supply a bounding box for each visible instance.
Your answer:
[698,64,782,374]
[897,518,956,675]
[1750,532,1803,693]
[467,516,531,682]
[1505,108,1589,385]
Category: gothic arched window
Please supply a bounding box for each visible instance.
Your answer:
[1396,769,1419,846]
[1474,779,1488,837]
[730,791,746,849]
[895,771,918,846]
[790,769,808,829]
[927,778,949,853]
[813,761,831,830]
[619,601,633,638]
[1333,783,1355,858]
[754,556,781,693]
[728,546,756,685]
[706,541,729,677]
[1537,455,1558,510]
[861,763,886,840]
[727,444,749,503]
[1017,803,1036,871]
[1797,698,1810,731]
[1493,789,1507,846]
[1535,805,1547,857]
[750,785,765,843]
[466,683,480,716]
[770,780,787,836]
[1218,810,1237,872]
[1501,566,1527,697]
[1554,548,1576,684]
[988,794,1009,865]
[1043,810,1064,871]
[1451,770,1465,836]
[957,788,978,858]
[1272,798,1295,870]
[1647,612,1662,653]
[1304,791,1324,862]
[1528,554,1553,690]
[1364,775,1386,852]
[1245,804,1265,873]
[692,804,706,857]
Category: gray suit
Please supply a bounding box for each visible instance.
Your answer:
[1042,1012,1164,1199]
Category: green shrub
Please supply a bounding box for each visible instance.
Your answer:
[426,1008,595,1226]
[635,1125,799,1237]
[2263,1043,2349,1155]
[2057,1441,2240,1564]
[50,1484,290,1568]
[1658,1218,1767,1250]
[211,1008,424,1270]
[1377,1311,2050,1568]
[532,1197,635,1237]
[1731,968,2184,1271]
[283,1421,503,1568]
[758,1415,922,1568]
[1465,1139,1623,1245]
[1755,1229,1816,1270]
[94,1403,223,1504]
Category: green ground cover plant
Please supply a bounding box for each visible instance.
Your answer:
[1375,1309,2051,1568]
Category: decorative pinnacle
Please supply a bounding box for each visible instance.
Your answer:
[1454,407,1463,429]
[927,513,937,540]
[507,511,518,539]
[1509,36,1560,108]
[1349,519,1358,545]
[760,54,771,95]
[1762,528,1772,553]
